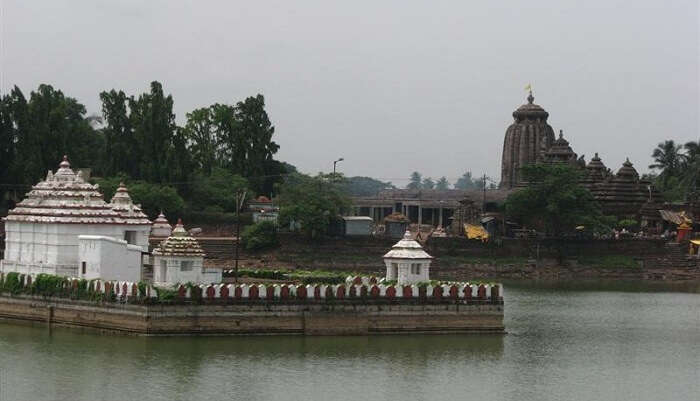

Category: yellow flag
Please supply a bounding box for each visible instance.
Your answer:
[524,83,532,92]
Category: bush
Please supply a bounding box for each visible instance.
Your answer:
[2,272,22,294]
[32,274,66,297]
[241,221,279,251]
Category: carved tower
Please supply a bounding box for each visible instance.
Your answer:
[499,92,556,188]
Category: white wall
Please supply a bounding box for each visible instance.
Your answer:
[152,255,221,285]
[78,236,142,282]
[2,221,150,277]
[384,258,431,284]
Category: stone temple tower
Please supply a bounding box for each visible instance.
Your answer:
[500,92,556,188]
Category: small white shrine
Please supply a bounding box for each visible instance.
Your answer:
[152,219,221,285]
[1,157,151,279]
[150,211,173,238]
[383,230,433,284]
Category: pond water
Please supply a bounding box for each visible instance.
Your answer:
[0,280,698,401]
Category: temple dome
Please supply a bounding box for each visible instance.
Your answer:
[584,152,609,181]
[512,92,550,121]
[543,130,577,164]
[500,92,556,188]
[4,156,149,225]
[109,183,150,224]
[151,211,173,237]
[383,230,433,259]
[153,219,205,257]
[615,158,639,181]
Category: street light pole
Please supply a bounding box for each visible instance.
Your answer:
[233,190,247,284]
[333,157,344,180]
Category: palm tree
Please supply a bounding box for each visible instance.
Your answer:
[681,140,700,200]
[649,140,684,186]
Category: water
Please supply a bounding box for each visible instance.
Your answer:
[0,280,698,401]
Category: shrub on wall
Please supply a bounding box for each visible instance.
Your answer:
[3,272,22,294]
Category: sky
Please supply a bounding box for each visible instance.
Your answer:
[1,0,698,187]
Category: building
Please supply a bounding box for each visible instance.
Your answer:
[500,91,556,189]
[383,230,433,284]
[1,157,151,277]
[341,216,373,236]
[152,219,221,284]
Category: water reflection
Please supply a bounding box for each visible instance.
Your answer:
[0,281,698,401]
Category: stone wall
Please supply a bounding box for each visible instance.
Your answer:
[0,273,504,335]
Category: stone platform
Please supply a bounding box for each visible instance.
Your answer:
[0,295,504,336]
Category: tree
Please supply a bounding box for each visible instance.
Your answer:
[93,176,185,219]
[421,177,435,189]
[215,95,280,194]
[407,172,422,189]
[99,89,134,177]
[183,107,218,176]
[128,81,178,183]
[681,140,700,201]
[504,164,608,237]
[277,173,350,239]
[340,176,394,196]
[454,171,477,190]
[187,168,249,212]
[649,140,684,187]
[436,176,450,190]
[241,221,279,251]
[0,92,17,212]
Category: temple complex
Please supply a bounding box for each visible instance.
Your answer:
[353,92,667,231]
[1,157,151,277]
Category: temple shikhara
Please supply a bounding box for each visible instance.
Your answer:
[0,157,152,281]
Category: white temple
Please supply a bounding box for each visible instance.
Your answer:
[1,156,152,280]
[383,230,433,284]
[152,219,221,285]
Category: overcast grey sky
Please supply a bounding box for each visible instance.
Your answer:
[1,0,697,186]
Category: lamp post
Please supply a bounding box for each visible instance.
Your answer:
[333,158,344,180]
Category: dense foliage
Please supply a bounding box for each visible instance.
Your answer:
[241,221,279,251]
[504,164,612,236]
[338,176,394,196]
[277,173,351,239]
[647,140,699,202]
[0,82,292,218]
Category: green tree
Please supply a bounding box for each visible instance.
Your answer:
[0,92,17,212]
[241,220,279,251]
[504,164,608,237]
[436,176,449,190]
[183,107,218,176]
[407,171,422,189]
[339,176,394,196]
[128,81,179,183]
[93,176,185,219]
[277,173,350,239]
[454,171,477,190]
[421,177,435,189]
[649,140,684,187]
[187,168,249,212]
[214,95,280,194]
[99,89,134,177]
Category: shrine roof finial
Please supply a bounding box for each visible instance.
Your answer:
[59,155,70,168]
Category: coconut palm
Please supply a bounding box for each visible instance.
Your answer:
[681,140,700,200]
[649,140,684,186]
